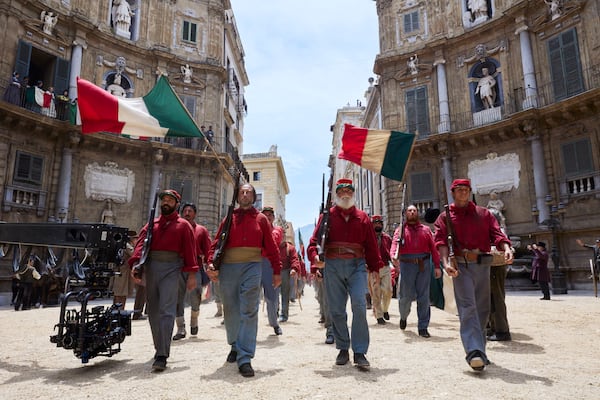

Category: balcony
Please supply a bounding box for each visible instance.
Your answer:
[3,184,48,217]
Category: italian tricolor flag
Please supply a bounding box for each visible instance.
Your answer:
[76,76,203,138]
[338,124,416,181]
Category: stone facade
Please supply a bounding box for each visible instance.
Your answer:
[0,0,248,293]
[340,0,600,288]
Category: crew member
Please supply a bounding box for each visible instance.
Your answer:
[369,215,393,325]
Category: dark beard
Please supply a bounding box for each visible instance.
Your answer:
[161,204,175,215]
[374,227,383,233]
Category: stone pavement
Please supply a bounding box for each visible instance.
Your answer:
[0,287,599,400]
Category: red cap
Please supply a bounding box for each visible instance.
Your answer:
[335,178,354,192]
[450,179,471,191]
[372,215,383,223]
[159,189,181,202]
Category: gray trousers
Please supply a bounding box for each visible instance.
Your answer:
[145,256,182,358]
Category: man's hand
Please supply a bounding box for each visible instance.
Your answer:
[434,268,442,279]
[130,267,143,285]
[444,257,459,277]
[369,270,380,287]
[391,258,399,268]
[186,273,197,290]
[206,264,219,282]
[272,274,282,288]
[504,244,514,265]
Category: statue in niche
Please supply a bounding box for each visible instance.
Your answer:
[475,67,496,109]
[112,0,134,38]
[407,54,419,75]
[487,191,506,231]
[544,0,562,21]
[468,0,488,21]
[101,199,116,224]
[107,72,126,97]
[181,64,193,84]
[40,11,58,35]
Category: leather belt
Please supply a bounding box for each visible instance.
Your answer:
[326,246,365,259]
[459,251,492,264]
[400,255,429,272]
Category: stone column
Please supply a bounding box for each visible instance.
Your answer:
[442,156,453,205]
[435,58,451,133]
[56,147,73,222]
[516,22,538,109]
[68,39,86,101]
[529,135,549,224]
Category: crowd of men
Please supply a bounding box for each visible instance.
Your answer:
[59,176,597,377]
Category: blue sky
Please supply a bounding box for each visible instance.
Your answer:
[231,1,380,230]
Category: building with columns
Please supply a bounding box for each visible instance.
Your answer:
[339,0,599,288]
[0,1,248,293]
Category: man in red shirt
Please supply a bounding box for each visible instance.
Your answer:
[434,179,512,372]
[129,189,198,372]
[391,205,441,337]
[308,178,383,371]
[369,215,393,325]
[173,203,211,340]
[207,183,281,378]
[278,235,301,323]
[260,206,284,335]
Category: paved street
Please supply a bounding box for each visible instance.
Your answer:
[0,286,599,400]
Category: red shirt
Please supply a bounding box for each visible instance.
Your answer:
[280,241,301,273]
[208,207,282,274]
[190,221,211,265]
[376,231,393,265]
[129,211,199,273]
[392,222,440,267]
[307,205,384,272]
[433,201,510,253]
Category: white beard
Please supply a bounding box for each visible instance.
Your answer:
[336,196,355,210]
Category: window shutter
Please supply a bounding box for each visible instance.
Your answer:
[190,23,197,43]
[411,172,433,200]
[31,156,43,182]
[16,153,31,180]
[416,87,430,136]
[54,57,70,94]
[15,40,32,79]
[562,139,593,176]
[549,29,583,101]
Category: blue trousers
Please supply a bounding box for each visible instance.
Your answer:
[220,261,262,366]
[398,253,432,330]
[454,260,491,363]
[324,257,369,354]
[261,258,280,327]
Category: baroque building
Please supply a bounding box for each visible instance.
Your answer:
[0,1,248,293]
[340,0,599,289]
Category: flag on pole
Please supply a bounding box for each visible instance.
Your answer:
[338,124,416,181]
[76,76,203,138]
[298,230,305,261]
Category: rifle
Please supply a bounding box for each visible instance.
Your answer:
[132,192,158,279]
[444,204,459,271]
[316,173,333,261]
[212,170,240,270]
[393,183,407,260]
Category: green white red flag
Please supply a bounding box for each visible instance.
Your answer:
[338,124,416,181]
[76,75,203,138]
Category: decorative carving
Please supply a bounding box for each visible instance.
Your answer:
[102,56,137,76]
[84,161,135,204]
[468,153,521,195]
[40,11,58,35]
[458,41,506,67]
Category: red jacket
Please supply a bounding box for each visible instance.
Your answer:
[392,222,440,267]
[434,201,510,254]
[208,207,282,274]
[129,211,199,273]
[307,205,384,272]
[190,221,211,265]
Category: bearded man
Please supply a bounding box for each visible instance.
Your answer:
[308,178,383,371]
[129,189,198,372]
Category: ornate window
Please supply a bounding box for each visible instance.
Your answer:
[410,171,435,215]
[403,11,419,34]
[561,138,596,194]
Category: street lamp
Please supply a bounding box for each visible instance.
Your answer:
[531,195,568,295]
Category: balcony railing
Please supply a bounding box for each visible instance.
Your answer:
[390,63,600,138]
[0,79,76,122]
[2,184,48,216]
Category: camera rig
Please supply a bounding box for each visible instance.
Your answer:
[0,223,133,362]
